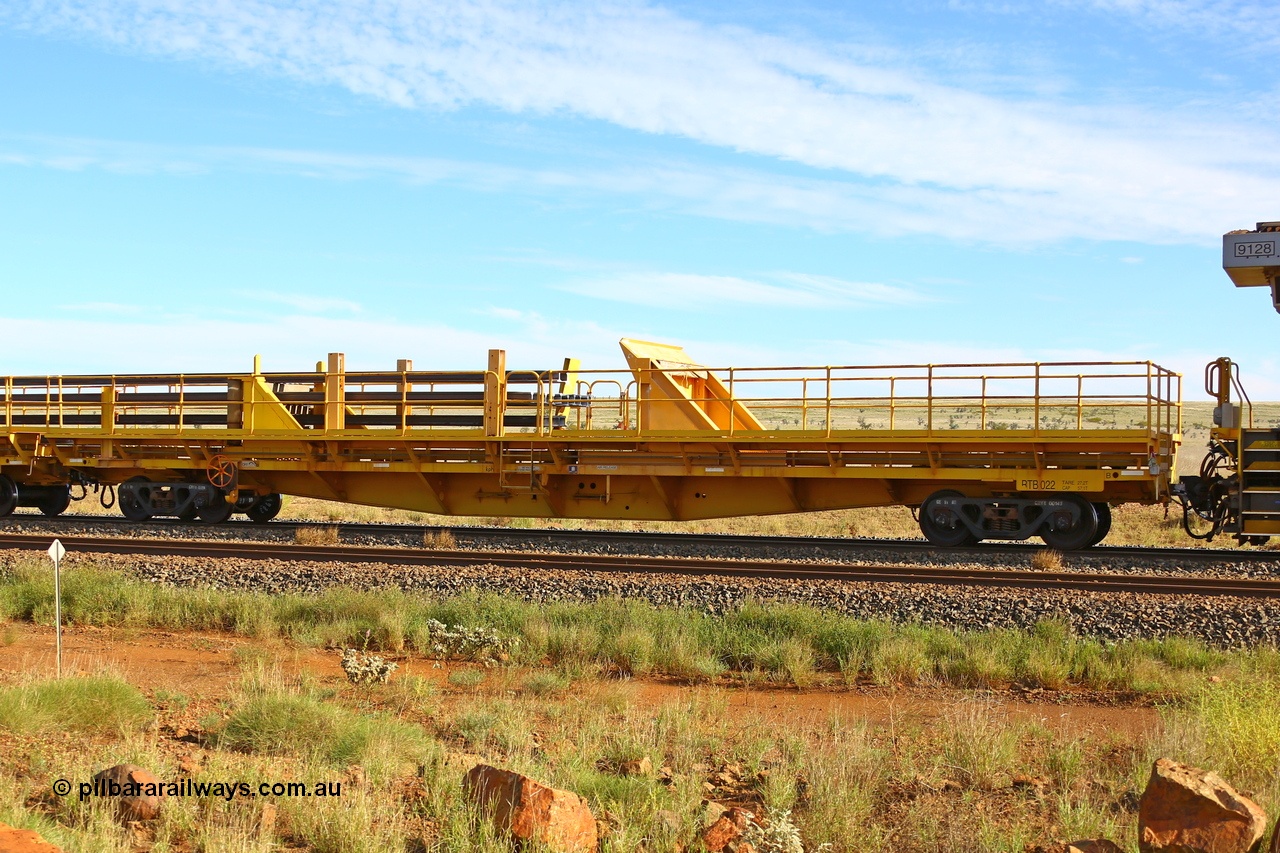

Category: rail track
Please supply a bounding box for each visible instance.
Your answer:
[6,511,1280,566]
[1,532,1278,598]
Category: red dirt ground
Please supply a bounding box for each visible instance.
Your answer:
[0,624,1162,740]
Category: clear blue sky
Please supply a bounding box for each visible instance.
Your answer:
[2,1,1278,398]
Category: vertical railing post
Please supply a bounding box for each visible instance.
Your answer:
[800,376,808,431]
[396,359,412,434]
[1076,375,1083,430]
[980,376,987,430]
[1033,363,1041,435]
[889,376,896,430]
[637,370,646,434]
[324,353,346,432]
[100,386,115,432]
[1176,372,1183,436]
[728,368,735,437]
[1146,362,1152,432]
[927,366,934,433]
[825,367,832,437]
[536,374,546,437]
[484,350,506,437]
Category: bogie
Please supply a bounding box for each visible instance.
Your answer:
[918,490,1101,551]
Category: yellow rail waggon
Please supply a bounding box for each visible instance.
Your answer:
[1,339,1181,550]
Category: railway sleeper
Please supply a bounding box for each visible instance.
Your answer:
[919,489,1105,550]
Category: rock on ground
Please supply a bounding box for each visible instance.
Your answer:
[1138,758,1268,853]
[90,764,164,822]
[0,822,63,852]
[463,764,598,853]
[700,806,755,853]
[1067,841,1125,853]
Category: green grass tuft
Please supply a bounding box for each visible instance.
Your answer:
[0,674,152,735]
[214,687,434,781]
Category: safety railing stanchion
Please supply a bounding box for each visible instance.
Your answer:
[1076,375,1083,430]
[1033,363,1041,435]
[825,367,832,437]
[927,365,934,434]
[177,376,186,434]
[637,370,645,434]
[980,376,987,430]
[537,374,545,436]
[399,369,409,434]
[801,376,809,431]
[728,368,734,437]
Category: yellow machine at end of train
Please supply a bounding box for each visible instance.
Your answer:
[1169,222,1280,543]
[1171,356,1280,545]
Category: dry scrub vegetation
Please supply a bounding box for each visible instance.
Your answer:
[0,560,1278,851]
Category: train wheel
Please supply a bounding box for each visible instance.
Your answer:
[119,477,154,522]
[37,486,71,517]
[1088,502,1112,547]
[176,505,200,521]
[919,489,980,547]
[197,499,234,524]
[245,493,283,523]
[1040,494,1098,551]
[0,475,16,517]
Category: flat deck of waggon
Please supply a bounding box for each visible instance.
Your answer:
[0,339,1181,520]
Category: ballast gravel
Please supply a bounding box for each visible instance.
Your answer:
[4,548,1278,648]
[4,513,1280,580]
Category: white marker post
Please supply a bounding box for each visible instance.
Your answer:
[47,539,66,678]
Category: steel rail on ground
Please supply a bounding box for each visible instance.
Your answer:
[8,512,1280,566]
[0,533,1277,598]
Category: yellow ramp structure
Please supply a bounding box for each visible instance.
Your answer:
[620,339,763,432]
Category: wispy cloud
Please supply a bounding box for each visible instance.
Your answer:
[560,271,929,309]
[1067,0,1280,49]
[4,1,1280,244]
[2,129,1264,245]
[240,291,364,315]
[59,301,152,315]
